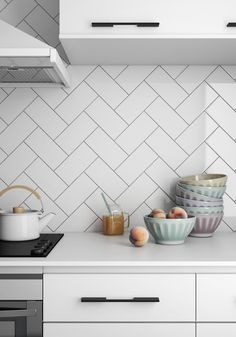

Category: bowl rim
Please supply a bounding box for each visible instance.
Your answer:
[175,195,223,203]
[178,182,227,190]
[180,174,227,182]
[144,214,196,221]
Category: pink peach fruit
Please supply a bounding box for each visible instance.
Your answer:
[167,207,188,219]
[151,208,166,219]
[129,227,149,247]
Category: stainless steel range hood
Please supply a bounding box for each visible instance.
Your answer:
[0,19,70,87]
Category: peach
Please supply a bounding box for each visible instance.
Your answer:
[129,227,149,247]
[167,207,188,219]
[151,208,166,219]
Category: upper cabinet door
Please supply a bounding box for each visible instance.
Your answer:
[60,0,236,35]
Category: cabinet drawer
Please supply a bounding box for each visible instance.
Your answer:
[44,274,195,322]
[44,323,195,337]
[197,324,236,337]
[197,274,236,321]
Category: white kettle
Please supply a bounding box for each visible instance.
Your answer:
[0,185,55,241]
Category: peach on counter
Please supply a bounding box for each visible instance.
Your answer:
[129,226,149,247]
[167,207,188,219]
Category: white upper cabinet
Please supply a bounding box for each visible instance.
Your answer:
[60,0,236,64]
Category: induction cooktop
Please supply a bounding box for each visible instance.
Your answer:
[0,234,64,257]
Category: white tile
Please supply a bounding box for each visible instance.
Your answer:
[0,148,6,164]
[56,112,97,154]
[176,83,217,124]
[102,65,127,79]
[176,114,217,154]
[86,67,127,109]
[24,188,67,231]
[116,143,157,184]
[146,158,179,198]
[85,217,103,232]
[145,188,175,212]
[176,66,216,93]
[25,128,67,170]
[56,174,97,215]
[222,66,236,80]
[17,21,38,37]
[206,66,234,83]
[0,88,36,124]
[35,0,59,17]
[33,87,67,109]
[58,204,97,232]
[25,97,67,139]
[0,0,36,26]
[209,83,236,109]
[0,113,36,154]
[116,82,157,124]
[64,65,97,94]
[0,89,7,103]
[116,113,157,154]
[206,158,236,201]
[162,66,187,79]
[86,128,127,169]
[130,203,152,227]
[0,0,7,12]
[56,143,97,185]
[56,82,97,124]
[26,158,66,200]
[207,128,236,171]
[146,128,188,169]
[207,97,236,139]
[0,143,36,184]
[25,6,59,47]
[86,159,127,200]
[176,143,218,177]
[116,66,156,93]
[222,194,236,231]
[86,98,127,139]
[85,188,113,217]
[116,174,157,214]
[146,97,187,138]
[146,67,188,108]
[0,118,6,133]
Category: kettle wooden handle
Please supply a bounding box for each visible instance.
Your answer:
[0,185,44,213]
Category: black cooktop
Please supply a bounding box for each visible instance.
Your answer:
[0,234,64,257]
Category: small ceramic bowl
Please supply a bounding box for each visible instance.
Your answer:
[176,184,223,202]
[182,205,224,215]
[175,196,223,207]
[189,213,223,237]
[178,183,226,199]
[144,215,196,245]
[180,174,227,187]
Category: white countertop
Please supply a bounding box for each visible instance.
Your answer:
[1,232,236,268]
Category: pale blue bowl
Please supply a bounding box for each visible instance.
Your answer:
[182,206,224,215]
[144,215,196,245]
[178,183,226,199]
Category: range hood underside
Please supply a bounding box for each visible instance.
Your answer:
[60,35,236,65]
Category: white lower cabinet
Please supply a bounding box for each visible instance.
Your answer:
[44,323,195,337]
[197,324,236,337]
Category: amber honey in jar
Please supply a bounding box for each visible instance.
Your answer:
[103,214,125,235]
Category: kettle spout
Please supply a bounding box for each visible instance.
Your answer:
[39,212,55,231]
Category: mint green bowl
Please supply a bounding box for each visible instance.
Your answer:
[182,205,224,215]
[178,183,226,199]
[144,215,196,245]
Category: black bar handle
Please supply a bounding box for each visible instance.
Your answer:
[227,22,236,27]
[81,297,160,302]
[92,22,159,28]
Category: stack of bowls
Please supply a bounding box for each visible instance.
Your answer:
[175,174,227,237]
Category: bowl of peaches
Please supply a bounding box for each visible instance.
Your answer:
[144,207,196,245]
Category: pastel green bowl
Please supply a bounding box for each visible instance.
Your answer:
[182,206,224,215]
[144,215,196,245]
[178,183,226,199]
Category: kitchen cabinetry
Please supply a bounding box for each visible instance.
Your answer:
[60,0,236,64]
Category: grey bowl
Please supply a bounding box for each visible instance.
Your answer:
[176,184,224,202]
[178,183,226,199]
[176,196,223,207]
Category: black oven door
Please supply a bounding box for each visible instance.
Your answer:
[0,301,42,337]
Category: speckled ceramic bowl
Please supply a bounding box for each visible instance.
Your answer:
[178,183,226,199]
[176,184,223,202]
[144,215,196,245]
[182,205,224,216]
[189,213,223,237]
[175,196,223,207]
[180,174,227,187]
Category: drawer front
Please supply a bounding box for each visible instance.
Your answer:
[197,324,236,337]
[197,274,236,321]
[44,274,195,322]
[44,323,195,337]
[60,0,236,35]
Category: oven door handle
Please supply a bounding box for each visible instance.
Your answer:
[0,308,37,318]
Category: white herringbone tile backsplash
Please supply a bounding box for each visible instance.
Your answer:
[0,0,236,232]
